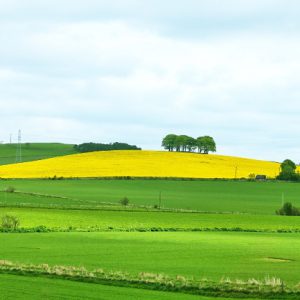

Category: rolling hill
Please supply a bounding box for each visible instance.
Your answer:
[0,143,77,165]
[0,150,283,179]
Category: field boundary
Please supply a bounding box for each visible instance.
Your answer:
[1,225,300,234]
[0,176,283,181]
[0,201,248,214]
[0,260,298,299]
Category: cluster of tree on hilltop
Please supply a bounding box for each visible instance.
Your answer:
[162,134,216,154]
[74,142,141,153]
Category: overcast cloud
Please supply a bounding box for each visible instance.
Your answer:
[0,0,300,161]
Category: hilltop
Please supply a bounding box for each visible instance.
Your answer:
[0,150,283,179]
[0,143,76,165]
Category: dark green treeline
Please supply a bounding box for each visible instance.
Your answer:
[162,134,216,154]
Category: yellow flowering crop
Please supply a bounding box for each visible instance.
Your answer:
[0,150,285,179]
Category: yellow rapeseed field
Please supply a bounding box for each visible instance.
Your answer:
[0,150,283,179]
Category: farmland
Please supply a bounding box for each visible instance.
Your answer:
[0,143,76,165]
[1,231,300,283]
[0,274,257,300]
[0,152,300,299]
[1,179,300,214]
[0,274,212,300]
[0,150,285,179]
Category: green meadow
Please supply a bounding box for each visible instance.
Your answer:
[1,207,300,232]
[1,177,300,299]
[0,274,214,300]
[1,179,300,214]
[1,231,300,284]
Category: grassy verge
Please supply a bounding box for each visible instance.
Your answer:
[0,274,266,300]
[0,260,298,299]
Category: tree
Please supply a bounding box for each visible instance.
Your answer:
[196,136,216,154]
[162,134,217,154]
[161,134,177,151]
[276,202,300,216]
[1,215,20,230]
[174,135,185,152]
[120,197,129,206]
[74,142,141,153]
[186,137,196,152]
[277,159,299,181]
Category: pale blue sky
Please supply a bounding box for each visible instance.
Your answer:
[0,0,300,161]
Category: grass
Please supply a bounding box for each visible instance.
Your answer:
[0,143,76,165]
[1,179,300,214]
[0,274,215,300]
[1,177,300,298]
[2,207,300,232]
[0,261,295,298]
[0,150,285,179]
[0,231,299,285]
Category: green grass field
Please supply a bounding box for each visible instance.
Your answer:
[1,179,300,214]
[1,177,300,299]
[1,207,300,232]
[0,143,76,165]
[0,232,299,284]
[0,274,217,300]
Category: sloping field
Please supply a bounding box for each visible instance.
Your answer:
[0,143,76,165]
[0,150,282,179]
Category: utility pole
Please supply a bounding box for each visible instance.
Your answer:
[281,192,285,206]
[234,166,238,179]
[158,191,162,209]
[9,134,12,144]
[15,130,22,163]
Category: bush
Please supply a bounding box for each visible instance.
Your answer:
[120,197,129,206]
[276,202,300,216]
[5,186,15,193]
[248,173,256,181]
[1,215,20,230]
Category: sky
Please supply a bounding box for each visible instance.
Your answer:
[0,0,300,162]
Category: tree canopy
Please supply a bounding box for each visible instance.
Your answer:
[162,134,216,154]
[277,159,299,181]
[74,142,141,153]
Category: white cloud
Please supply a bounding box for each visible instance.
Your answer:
[0,1,300,161]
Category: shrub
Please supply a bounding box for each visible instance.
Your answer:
[1,215,20,230]
[276,202,300,216]
[248,173,256,181]
[5,186,15,193]
[120,197,129,206]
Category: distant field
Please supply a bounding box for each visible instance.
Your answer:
[0,150,284,179]
[1,232,299,284]
[1,179,300,214]
[1,207,300,232]
[0,143,76,165]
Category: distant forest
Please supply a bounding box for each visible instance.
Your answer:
[74,142,141,153]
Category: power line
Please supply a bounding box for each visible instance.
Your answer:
[15,129,22,163]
